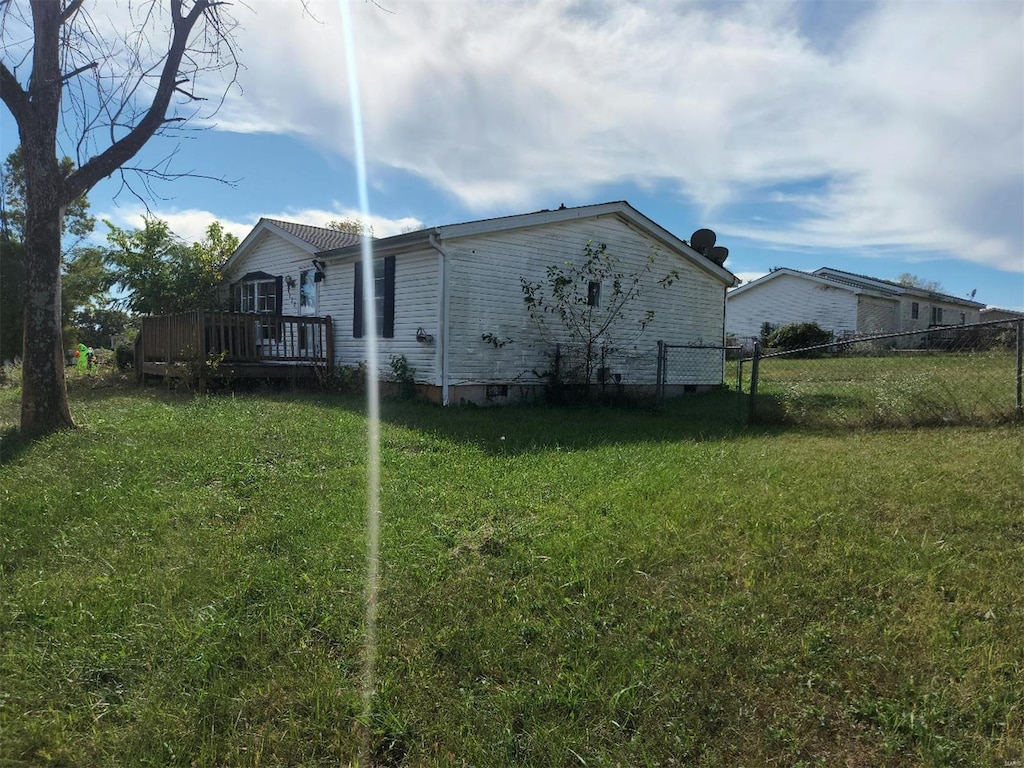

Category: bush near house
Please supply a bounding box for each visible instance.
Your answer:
[766,321,833,354]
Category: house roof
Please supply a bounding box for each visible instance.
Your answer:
[727,267,892,300]
[812,267,985,308]
[730,267,986,309]
[318,201,739,286]
[223,218,363,274]
[981,306,1024,319]
[262,218,362,252]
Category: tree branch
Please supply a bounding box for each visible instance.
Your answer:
[60,0,86,23]
[60,60,97,82]
[0,61,29,124]
[64,0,216,202]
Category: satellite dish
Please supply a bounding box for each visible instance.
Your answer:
[709,246,729,266]
[690,228,716,254]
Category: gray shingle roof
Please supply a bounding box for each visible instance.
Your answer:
[263,218,362,252]
[814,267,985,307]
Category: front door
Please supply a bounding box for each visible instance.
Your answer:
[298,269,319,357]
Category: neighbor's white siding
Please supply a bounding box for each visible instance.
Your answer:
[856,295,899,335]
[726,274,858,344]
[898,296,980,332]
[443,214,728,388]
[328,248,441,384]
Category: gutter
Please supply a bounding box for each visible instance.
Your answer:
[428,232,452,406]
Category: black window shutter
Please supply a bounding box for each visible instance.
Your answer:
[230,282,240,312]
[383,255,396,339]
[353,261,363,338]
[275,276,284,315]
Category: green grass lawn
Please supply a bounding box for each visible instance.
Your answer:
[749,351,1020,427]
[1,380,1022,766]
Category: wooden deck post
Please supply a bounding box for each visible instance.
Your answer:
[197,310,208,391]
[324,315,334,370]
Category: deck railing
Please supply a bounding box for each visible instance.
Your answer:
[138,311,333,367]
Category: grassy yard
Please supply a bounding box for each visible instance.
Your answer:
[748,350,1020,427]
[1,378,1022,766]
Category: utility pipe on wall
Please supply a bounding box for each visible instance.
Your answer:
[428,233,451,405]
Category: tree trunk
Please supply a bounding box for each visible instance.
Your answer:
[14,2,74,435]
[20,164,74,435]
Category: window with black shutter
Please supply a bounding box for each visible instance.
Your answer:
[353,256,395,338]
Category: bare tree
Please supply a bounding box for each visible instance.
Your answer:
[1,0,239,435]
[327,218,374,237]
[896,273,944,293]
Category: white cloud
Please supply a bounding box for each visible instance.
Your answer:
[95,204,423,244]
[260,206,424,238]
[206,0,1020,272]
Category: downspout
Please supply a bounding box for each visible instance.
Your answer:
[428,232,452,405]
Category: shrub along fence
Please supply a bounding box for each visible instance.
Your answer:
[740,319,1023,427]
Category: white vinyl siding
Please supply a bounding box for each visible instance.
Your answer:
[444,215,727,387]
[727,274,859,344]
[328,249,440,384]
[224,216,733,393]
[226,231,309,316]
[856,296,898,335]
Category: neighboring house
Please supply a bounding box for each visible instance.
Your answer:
[222,201,738,404]
[980,307,1024,323]
[726,267,984,348]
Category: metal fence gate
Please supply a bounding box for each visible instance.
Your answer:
[656,341,742,406]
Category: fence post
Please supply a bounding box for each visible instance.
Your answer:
[656,340,664,405]
[748,340,761,423]
[1016,318,1022,413]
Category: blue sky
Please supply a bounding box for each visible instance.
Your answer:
[2,0,1022,309]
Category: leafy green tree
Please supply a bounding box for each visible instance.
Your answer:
[68,306,133,350]
[62,247,114,315]
[61,246,121,351]
[104,217,238,315]
[1,146,94,242]
[0,234,26,363]
[521,240,678,391]
[1,149,109,363]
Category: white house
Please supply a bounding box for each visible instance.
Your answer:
[222,201,738,404]
[980,307,1024,323]
[726,267,984,349]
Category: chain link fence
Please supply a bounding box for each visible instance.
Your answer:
[656,342,742,405]
[740,319,1023,427]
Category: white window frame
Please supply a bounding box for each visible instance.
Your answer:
[238,279,277,314]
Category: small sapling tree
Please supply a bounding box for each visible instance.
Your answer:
[520,240,678,394]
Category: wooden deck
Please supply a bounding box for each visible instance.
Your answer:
[136,311,333,385]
